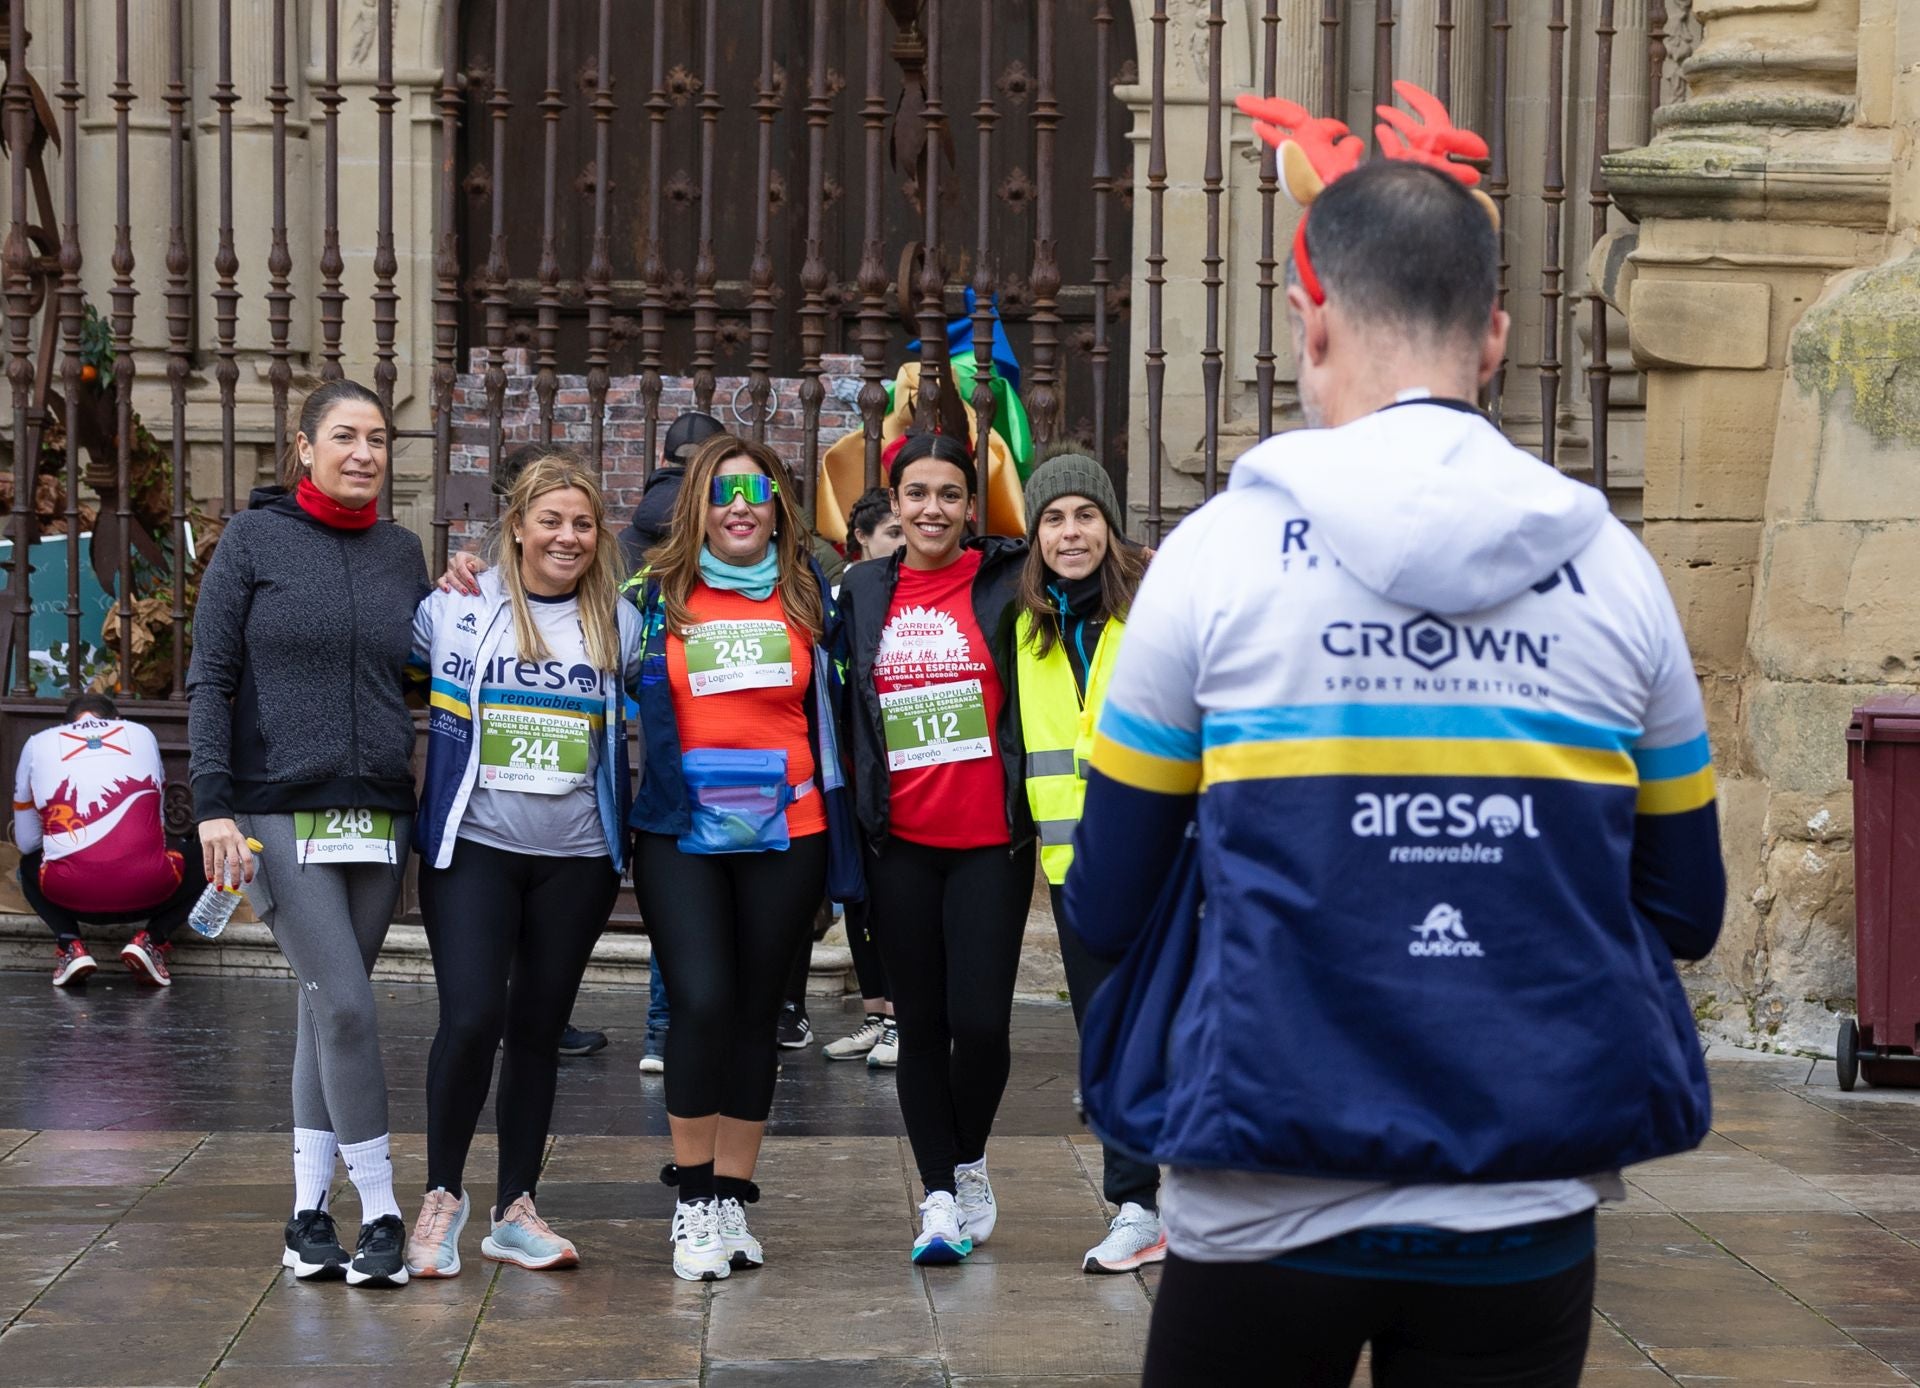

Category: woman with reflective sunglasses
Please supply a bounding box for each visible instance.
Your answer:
[624,434,861,1282]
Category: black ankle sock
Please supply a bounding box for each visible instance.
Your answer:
[716,1175,760,1204]
[675,1160,716,1202]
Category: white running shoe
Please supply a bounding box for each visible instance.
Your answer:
[911,1190,971,1265]
[716,1196,764,1269]
[670,1199,731,1282]
[823,1015,887,1061]
[866,1020,900,1069]
[955,1158,997,1245]
[1082,1202,1167,1274]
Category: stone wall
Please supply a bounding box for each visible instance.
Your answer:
[1608,0,1920,1054]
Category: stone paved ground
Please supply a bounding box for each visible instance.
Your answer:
[3,973,1920,1385]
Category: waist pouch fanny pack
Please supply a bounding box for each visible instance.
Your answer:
[677,748,813,855]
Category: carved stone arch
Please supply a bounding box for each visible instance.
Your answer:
[1120,0,1263,99]
[409,0,449,77]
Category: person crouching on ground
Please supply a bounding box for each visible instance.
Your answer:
[625,434,862,1282]
[15,692,204,988]
[403,451,644,1279]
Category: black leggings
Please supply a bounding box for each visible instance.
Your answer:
[1143,1252,1596,1387]
[868,836,1036,1195]
[843,897,889,1002]
[419,838,618,1208]
[635,831,827,1122]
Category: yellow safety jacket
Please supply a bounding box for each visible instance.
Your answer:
[1016,609,1125,884]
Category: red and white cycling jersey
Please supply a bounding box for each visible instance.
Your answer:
[12,717,183,913]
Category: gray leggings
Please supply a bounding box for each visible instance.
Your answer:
[240,812,411,1144]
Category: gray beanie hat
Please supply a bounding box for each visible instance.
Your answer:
[1024,452,1123,534]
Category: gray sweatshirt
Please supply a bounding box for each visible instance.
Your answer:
[186,487,430,823]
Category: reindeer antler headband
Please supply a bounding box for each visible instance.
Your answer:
[1235,81,1499,308]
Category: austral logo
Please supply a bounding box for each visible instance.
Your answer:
[1408,903,1484,959]
[1320,613,1556,672]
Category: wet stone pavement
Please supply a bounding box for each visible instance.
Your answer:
[3,974,1920,1385]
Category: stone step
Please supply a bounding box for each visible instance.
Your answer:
[0,913,855,996]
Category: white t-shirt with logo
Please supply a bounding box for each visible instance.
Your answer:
[458,594,609,859]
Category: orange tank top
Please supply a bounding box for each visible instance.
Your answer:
[666,581,825,838]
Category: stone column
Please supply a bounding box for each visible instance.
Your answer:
[1723,0,1916,1054]
[1607,0,1893,1051]
[1222,0,1327,442]
[76,0,177,364]
[1396,0,1487,130]
[180,0,314,502]
[1119,0,1254,528]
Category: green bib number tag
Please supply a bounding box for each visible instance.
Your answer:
[683,619,794,696]
[293,808,397,866]
[478,704,592,794]
[880,678,992,771]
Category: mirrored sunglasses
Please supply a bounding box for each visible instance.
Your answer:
[710,473,778,507]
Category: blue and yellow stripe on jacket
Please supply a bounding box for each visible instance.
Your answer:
[427,675,471,720]
[1631,732,1716,816]
[1091,700,1714,811]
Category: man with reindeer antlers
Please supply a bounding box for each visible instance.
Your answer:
[1063,84,1725,1384]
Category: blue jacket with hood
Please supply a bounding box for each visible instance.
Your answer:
[1066,399,1725,1185]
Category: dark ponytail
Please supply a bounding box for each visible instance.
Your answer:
[281,379,389,486]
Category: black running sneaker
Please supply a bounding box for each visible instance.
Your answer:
[775,1003,812,1050]
[282,1208,349,1281]
[346,1213,410,1288]
[558,1023,608,1057]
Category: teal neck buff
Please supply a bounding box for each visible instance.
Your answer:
[698,543,779,601]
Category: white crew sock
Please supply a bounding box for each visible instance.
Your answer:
[338,1134,402,1224]
[292,1128,337,1216]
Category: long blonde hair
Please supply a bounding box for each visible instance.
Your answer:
[486,450,625,670]
[648,434,824,641]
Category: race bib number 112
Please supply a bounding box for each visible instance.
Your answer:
[880,679,992,771]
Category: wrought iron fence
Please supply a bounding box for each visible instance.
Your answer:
[1,0,1667,721]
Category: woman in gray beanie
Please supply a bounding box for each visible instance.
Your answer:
[1011,441,1163,1275]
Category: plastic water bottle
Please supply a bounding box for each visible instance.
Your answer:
[187,837,264,939]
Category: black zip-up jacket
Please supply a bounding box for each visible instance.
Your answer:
[186,486,430,823]
[836,535,1035,851]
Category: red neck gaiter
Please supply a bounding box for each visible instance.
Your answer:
[295,476,379,531]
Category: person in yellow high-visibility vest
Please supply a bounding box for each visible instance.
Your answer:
[1011,445,1163,1275]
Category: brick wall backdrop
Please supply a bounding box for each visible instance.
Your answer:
[449,350,867,540]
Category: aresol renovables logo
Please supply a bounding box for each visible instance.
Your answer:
[1352,790,1541,864]
[1408,903,1484,958]
[1320,612,1556,672]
